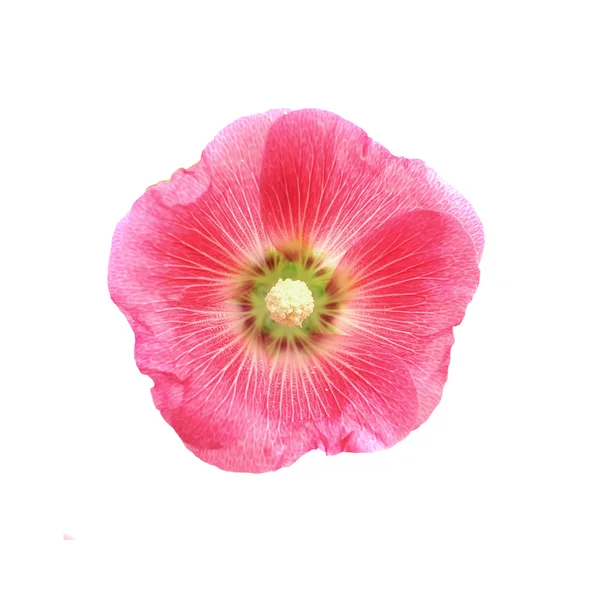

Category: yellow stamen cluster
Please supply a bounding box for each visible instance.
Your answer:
[265,278,314,327]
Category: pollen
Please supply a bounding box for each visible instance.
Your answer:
[265,278,315,327]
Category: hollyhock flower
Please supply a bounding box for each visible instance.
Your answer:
[108,109,483,473]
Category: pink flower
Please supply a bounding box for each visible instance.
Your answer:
[108,109,483,473]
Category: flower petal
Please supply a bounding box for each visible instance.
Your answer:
[109,109,289,366]
[259,109,484,262]
[404,328,456,428]
[108,111,287,464]
[199,109,288,260]
[331,210,480,424]
[178,334,418,473]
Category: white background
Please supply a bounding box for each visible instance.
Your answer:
[2,0,599,598]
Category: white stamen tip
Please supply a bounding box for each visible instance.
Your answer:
[265,278,314,327]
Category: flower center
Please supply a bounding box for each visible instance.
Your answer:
[231,247,349,358]
[265,278,314,327]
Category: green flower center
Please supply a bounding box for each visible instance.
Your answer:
[231,247,346,357]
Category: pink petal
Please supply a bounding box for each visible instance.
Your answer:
[259,109,484,262]
[107,111,286,465]
[110,109,287,312]
[109,109,288,370]
[404,328,456,428]
[198,108,288,261]
[331,210,480,425]
[137,318,418,473]
[180,334,418,472]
